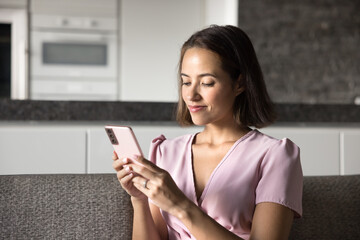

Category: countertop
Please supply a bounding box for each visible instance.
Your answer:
[1,99,359,124]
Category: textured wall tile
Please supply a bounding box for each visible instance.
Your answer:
[238,0,360,104]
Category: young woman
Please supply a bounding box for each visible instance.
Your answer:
[113,25,303,240]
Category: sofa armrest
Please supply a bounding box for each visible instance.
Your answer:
[290,175,360,240]
[0,174,133,239]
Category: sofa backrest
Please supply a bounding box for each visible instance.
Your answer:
[0,174,133,240]
[289,175,360,240]
[1,174,360,239]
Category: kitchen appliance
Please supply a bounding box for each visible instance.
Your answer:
[30,14,118,101]
[0,9,28,100]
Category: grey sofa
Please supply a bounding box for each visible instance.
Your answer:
[1,174,360,240]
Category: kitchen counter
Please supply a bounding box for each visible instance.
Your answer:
[1,99,359,124]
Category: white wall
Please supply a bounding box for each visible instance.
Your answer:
[119,0,239,102]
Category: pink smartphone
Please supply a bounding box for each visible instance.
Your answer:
[105,125,144,162]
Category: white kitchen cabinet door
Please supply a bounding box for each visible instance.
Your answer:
[30,0,117,17]
[119,0,204,102]
[0,0,27,8]
[87,128,114,173]
[342,131,360,175]
[0,127,86,174]
[261,127,340,176]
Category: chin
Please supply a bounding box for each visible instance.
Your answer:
[190,117,210,126]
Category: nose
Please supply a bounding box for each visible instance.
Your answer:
[185,84,201,101]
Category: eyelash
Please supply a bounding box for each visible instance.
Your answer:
[181,81,214,87]
[202,83,214,87]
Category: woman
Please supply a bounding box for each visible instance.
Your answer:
[113,25,302,240]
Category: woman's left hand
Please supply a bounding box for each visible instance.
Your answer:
[129,155,191,218]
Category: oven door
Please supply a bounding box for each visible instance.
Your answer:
[31,31,117,78]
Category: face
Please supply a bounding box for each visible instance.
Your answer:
[181,47,242,126]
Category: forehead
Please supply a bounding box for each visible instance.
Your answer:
[181,48,223,71]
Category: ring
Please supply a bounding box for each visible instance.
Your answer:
[144,179,149,189]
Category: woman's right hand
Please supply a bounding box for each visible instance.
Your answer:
[112,151,147,201]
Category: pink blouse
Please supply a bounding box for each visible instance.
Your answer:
[148,129,303,240]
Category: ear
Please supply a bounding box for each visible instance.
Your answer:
[234,75,245,96]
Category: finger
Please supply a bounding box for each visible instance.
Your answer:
[132,155,161,172]
[130,162,159,181]
[120,172,135,187]
[116,165,132,180]
[132,176,151,193]
[112,157,130,171]
[112,151,118,160]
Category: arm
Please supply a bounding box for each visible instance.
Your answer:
[130,155,295,240]
[147,190,293,240]
[131,198,168,240]
[250,203,294,240]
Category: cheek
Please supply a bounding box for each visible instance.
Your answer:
[213,90,236,107]
[181,87,186,100]
[207,89,226,102]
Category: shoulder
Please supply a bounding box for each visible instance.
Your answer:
[244,130,301,171]
[151,134,194,149]
[251,129,300,154]
[252,130,301,174]
[149,133,194,164]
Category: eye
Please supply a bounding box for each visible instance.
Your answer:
[181,81,191,86]
[202,82,215,87]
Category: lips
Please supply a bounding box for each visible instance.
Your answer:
[188,105,206,113]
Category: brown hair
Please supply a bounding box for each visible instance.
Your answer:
[176,25,276,128]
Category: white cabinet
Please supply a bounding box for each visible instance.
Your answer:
[0,123,359,176]
[0,126,86,174]
[342,131,360,175]
[262,127,340,176]
[0,0,27,8]
[87,128,114,173]
[30,0,117,17]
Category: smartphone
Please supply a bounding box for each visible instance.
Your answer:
[105,125,144,163]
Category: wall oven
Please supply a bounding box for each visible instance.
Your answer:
[30,15,118,101]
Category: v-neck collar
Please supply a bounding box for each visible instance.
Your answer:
[188,129,256,206]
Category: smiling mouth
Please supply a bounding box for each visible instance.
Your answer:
[188,105,206,113]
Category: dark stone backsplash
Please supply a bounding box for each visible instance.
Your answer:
[238,0,360,104]
[1,99,360,123]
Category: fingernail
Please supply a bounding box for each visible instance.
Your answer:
[122,158,128,163]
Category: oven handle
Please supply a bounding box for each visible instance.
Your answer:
[33,31,117,43]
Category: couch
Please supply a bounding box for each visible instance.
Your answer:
[1,174,359,239]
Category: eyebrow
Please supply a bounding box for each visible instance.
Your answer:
[180,73,217,78]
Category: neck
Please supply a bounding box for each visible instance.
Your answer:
[198,121,251,145]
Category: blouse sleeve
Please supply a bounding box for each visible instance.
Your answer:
[148,134,166,165]
[255,138,303,217]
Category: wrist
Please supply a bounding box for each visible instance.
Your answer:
[131,196,148,206]
[172,198,196,222]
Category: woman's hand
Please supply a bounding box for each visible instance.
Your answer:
[112,151,147,201]
[128,155,191,218]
